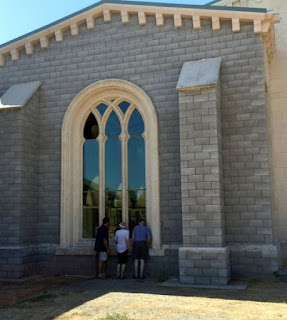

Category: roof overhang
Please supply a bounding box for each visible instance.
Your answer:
[0,0,280,67]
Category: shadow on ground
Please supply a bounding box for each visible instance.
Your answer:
[0,275,287,320]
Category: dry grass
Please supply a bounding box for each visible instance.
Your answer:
[0,276,286,320]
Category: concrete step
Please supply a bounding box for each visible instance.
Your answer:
[278,266,287,282]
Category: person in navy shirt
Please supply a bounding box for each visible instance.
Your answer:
[132,218,151,279]
[94,217,110,279]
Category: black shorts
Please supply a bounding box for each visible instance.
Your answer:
[117,250,128,264]
[132,241,149,260]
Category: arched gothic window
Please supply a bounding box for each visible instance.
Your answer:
[82,100,146,238]
[61,80,160,252]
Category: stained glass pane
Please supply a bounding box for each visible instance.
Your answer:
[83,140,99,238]
[128,137,145,189]
[118,101,131,114]
[84,113,99,140]
[105,111,121,137]
[97,103,108,116]
[128,109,144,136]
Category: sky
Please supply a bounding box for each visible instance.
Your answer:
[0,0,210,46]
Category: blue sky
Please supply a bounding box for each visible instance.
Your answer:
[0,0,209,45]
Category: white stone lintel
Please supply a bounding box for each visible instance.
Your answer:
[25,42,34,55]
[138,11,146,25]
[121,10,129,24]
[40,36,49,48]
[103,9,111,22]
[70,23,79,36]
[86,16,95,29]
[10,48,19,61]
[192,15,201,29]
[156,12,164,26]
[174,14,182,29]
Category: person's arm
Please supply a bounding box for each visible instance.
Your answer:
[132,234,135,246]
[125,232,130,250]
[103,237,111,254]
[147,228,152,247]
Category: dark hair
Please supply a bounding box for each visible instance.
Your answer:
[103,217,110,224]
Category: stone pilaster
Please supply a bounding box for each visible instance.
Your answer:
[177,58,230,285]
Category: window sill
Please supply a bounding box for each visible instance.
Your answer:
[55,240,177,256]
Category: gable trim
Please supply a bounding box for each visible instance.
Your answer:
[0,1,279,67]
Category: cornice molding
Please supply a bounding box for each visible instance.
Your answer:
[0,2,280,67]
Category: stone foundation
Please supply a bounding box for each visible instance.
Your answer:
[230,244,279,279]
[179,247,231,285]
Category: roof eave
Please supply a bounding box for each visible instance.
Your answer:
[0,0,279,67]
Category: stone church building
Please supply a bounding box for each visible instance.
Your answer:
[0,0,285,285]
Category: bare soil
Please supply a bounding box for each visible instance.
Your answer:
[0,276,287,320]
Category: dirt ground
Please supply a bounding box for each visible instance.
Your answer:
[0,275,287,320]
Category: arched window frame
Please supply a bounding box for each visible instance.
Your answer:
[61,79,161,252]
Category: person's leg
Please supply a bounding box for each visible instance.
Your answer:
[98,260,105,278]
[134,259,139,278]
[121,264,126,278]
[117,264,121,278]
[139,259,145,279]
[98,252,108,278]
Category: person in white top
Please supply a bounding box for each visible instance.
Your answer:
[115,222,130,279]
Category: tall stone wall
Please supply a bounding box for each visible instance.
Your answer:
[0,13,277,278]
[0,92,39,278]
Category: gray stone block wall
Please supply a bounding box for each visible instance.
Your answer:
[230,244,278,279]
[0,13,277,278]
[0,110,22,247]
[178,73,231,285]
[20,92,39,245]
[179,247,230,285]
[179,85,225,248]
[0,93,39,278]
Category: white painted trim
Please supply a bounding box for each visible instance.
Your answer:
[61,79,161,250]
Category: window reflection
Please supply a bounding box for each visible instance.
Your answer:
[82,105,147,239]
[128,109,146,234]
[128,189,146,236]
[128,138,145,190]
[105,112,122,238]
[118,101,130,114]
[83,139,99,238]
[97,103,108,116]
[128,109,144,136]
[84,113,99,140]
[105,138,122,190]
[105,111,121,137]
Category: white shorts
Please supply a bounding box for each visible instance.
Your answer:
[99,251,108,261]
